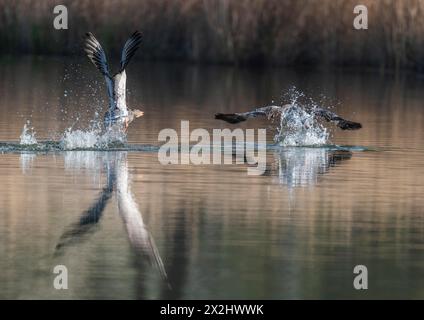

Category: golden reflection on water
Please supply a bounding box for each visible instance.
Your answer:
[0,59,423,298]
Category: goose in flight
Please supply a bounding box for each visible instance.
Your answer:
[215,104,362,130]
[84,31,144,132]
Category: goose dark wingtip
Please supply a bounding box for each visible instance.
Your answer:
[338,120,362,130]
[214,113,247,124]
[215,113,227,121]
[85,32,94,39]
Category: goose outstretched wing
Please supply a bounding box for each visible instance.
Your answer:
[215,106,281,124]
[311,108,362,130]
[120,31,142,72]
[84,32,115,109]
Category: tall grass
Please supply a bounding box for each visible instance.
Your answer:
[1,0,424,69]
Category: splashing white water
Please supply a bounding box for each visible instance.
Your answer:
[60,126,126,150]
[275,104,329,146]
[20,122,37,145]
[17,117,130,150]
[274,88,329,146]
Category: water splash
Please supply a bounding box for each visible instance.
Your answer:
[60,126,127,150]
[18,116,129,150]
[20,121,37,145]
[276,105,329,146]
[274,88,329,146]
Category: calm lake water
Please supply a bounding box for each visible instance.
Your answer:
[0,57,423,299]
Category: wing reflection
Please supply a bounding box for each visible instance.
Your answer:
[115,153,169,283]
[270,148,352,187]
[54,151,168,284]
[54,165,114,253]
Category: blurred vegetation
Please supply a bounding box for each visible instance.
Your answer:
[1,0,424,69]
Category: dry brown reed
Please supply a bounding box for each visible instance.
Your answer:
[1,0,424,69]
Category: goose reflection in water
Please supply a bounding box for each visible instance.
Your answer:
[263,147,352,187]
[53,151,169,286]
[17,146,352,288]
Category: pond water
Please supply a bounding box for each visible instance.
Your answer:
[0,57,423,299]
